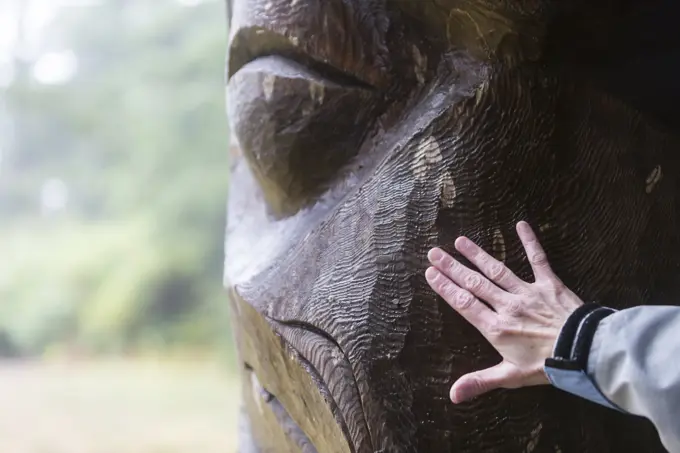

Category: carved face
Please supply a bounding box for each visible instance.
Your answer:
[225,0,679,451]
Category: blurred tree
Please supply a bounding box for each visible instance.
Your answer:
[0,0,232,358]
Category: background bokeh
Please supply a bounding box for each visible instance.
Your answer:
[0,0,240,451]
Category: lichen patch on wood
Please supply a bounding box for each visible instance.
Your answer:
[412,136,443,181]
[262,74,276,101]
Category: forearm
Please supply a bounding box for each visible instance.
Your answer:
[545,304,680,452]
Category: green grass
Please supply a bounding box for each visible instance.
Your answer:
[0,359,241,453]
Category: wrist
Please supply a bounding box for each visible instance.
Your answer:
[542,302,623,411]
[546,303,615,369]
[548,303,601,362]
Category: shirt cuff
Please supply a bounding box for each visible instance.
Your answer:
[543,303,625,412]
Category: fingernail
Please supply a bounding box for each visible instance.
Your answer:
[450,387,466,404]
[517,221,530,233]
[428,248,444,263]
[454,237,471,251]
[425,267,439,282]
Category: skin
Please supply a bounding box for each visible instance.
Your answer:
[425,221,584,404]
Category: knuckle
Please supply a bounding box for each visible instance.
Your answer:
[512,284,531,297]
[530,252,549,267]
[428,271,443,289]
[464,273,483,291]
[488,261,507,281]
[470,375,487,393]
[442,256,459,274]
[454,290,476,310]
[505,298,523,316]
[439,281,457,300]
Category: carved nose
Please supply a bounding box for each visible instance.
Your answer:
[227,55,380,218]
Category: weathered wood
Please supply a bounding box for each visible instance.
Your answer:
[229,291,352,453]
[225,0,680,451]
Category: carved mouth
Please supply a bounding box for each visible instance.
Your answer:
[245,334,359,452]
[268,318,374,452]
[229,291,371,453]
[243,363,318,451]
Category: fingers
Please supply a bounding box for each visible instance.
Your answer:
[450,361,517,403]
[425,266,496,330]
[453,236,526,293]
[516,221,555,282]
[427,248,507,307]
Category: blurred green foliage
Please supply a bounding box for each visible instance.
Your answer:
[0,0,232,358]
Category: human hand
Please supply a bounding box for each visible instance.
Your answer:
[425,221,584,404]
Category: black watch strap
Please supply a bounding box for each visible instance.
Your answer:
[543,303,624,412]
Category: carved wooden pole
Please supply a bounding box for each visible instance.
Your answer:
[225,0,679,451]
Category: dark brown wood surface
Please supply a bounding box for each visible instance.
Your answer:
[225,0,680,451]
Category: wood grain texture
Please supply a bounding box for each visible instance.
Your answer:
[225,0,680,451]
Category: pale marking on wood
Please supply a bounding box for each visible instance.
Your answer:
[263,74,276,101]
[492,228,506,262]
[475,80,489,106]
[445,6,527,60]
[645,165,662,193]
[525,422,542,453]
[413,136,443,181]
[452,8,488,49]
[441,173,457,208]
[412,45,427,84]
[309,81,325,104]
[289,35,300,46]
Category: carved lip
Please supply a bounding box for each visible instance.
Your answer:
[269,318,374,453]
[230,289,368,453]
[228,26,377,90]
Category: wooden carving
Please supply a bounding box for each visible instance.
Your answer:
[225,0,680,451]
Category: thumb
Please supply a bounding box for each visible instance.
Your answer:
[450,361,517,404]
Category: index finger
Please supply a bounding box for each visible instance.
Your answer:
[425,266,497,332]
